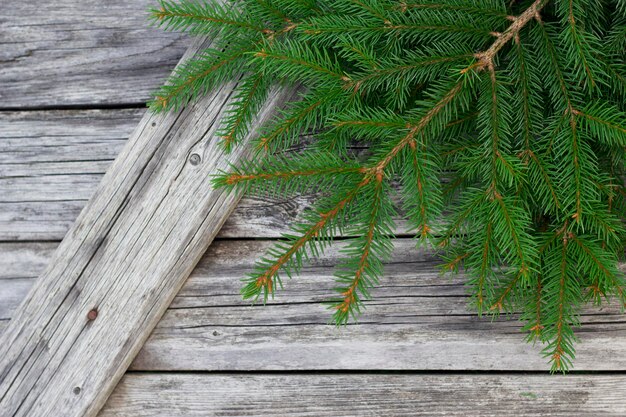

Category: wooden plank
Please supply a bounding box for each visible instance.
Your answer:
[0,110,136,174]
[0,109,140,240]
[0,242,55,280]
[0,110,410,240]
[3,240,626,371]
[0,0,188,108]
[99,373,626,416]
[119,242,626,372]
[0,36,297,416]
[0,192,368,240]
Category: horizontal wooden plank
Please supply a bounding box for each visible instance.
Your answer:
[0,110,411,240]
[0,0,188,108]
[0,242,55,280]
[0,109,140,240]
[100,373,626,416]
[3,240,626,371]
[0,109,137,164]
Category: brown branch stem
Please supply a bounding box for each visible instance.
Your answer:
[467,0,547,72]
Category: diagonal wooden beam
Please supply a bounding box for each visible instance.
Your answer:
[0,37,296,417]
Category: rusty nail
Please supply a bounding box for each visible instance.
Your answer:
[87,308,98,321]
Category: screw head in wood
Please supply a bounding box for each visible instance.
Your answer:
[189,153,201,166]
[87,308,98,321]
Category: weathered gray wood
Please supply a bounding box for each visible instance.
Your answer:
[0,0,188,108]
[0,109,140,240]
[3,240,626,371]
[0,110,136,171]
[0,242,55,280]
[0,110,411,240]
[114,242,626,372]
[0,35,297,416]
[99,373,626,416]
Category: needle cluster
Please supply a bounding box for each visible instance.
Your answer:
[151,0,626,371]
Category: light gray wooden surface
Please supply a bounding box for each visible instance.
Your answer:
[2,0,626,415]
[0,109,387,241]
[0,0,188,108]
[2,240,626,372]
[99,373,626,416]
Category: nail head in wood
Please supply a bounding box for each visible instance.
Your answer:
[189,153,201,166]
[73,386,81,395]
[87,308,98,321]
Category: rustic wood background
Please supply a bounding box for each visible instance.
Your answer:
[2,0,626,415]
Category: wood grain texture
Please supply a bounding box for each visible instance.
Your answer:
[0,110,410,240]
[0,35,298,416]
[6,0,626,414]
[99,373,626,416]
[3,240,626,372]
[0,109,142,240]
[0,0,188,108]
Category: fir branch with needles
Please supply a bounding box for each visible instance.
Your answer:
[150,0,626,372]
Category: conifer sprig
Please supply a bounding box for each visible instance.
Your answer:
[152,0,626,371]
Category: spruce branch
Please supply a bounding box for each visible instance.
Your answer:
[242,176,371,300]
[541,233,580,372]
[152,0,269,34]
[528,276,544,341]
[219,73,270,151]
[149,43,254,111]
[468,0,546,72]
[396,0,509,20]
[331,178,394,323]
[573,103,626,147]
[152,0,626,372]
